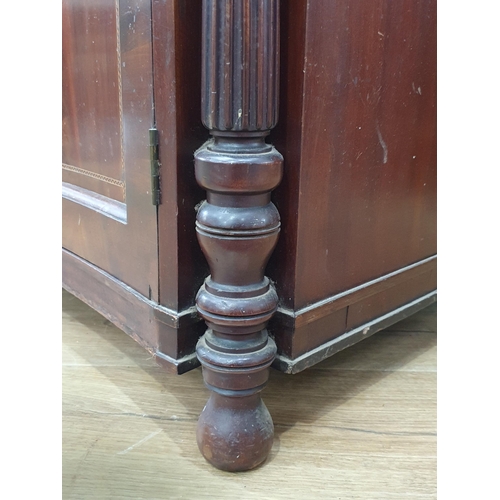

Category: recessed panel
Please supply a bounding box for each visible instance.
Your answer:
[62,0,124,202]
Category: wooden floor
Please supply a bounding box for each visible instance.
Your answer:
[62,289,436,499]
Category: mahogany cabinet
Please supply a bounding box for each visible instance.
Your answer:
[63,0,436,471]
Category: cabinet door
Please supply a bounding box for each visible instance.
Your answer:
[62,0,158,299]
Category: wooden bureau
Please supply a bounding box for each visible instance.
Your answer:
[63,0,436,471]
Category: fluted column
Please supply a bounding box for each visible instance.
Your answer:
[194,0,282,472]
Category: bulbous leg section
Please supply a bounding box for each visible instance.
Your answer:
[197,392,274,472]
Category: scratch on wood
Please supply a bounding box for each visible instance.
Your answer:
[375,121,388,164]
[117,429,163,455]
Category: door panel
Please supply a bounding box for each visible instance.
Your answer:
[62,0,158,299]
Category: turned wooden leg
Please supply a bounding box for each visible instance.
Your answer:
[194,0,282,471]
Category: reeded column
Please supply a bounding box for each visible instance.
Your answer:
[194,0,282,471]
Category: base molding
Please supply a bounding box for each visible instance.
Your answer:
[273,291,436,374]
[62,248,203,374]
[63,248,436,375]
[269,255,437,359]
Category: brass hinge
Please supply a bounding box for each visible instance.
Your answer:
[149,128,160,205]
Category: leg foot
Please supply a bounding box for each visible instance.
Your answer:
[197,392,274,472]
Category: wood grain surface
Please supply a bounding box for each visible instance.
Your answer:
[269,0,437,310]
[63,289,436,498]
